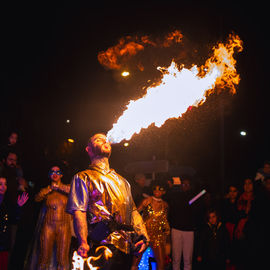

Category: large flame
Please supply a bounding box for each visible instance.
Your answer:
[72,246,113,270]
[107,34,243,144]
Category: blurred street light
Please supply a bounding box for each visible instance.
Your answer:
[240,130,247,136]
[68,138,75,143]
[123,142,129,147]
[121,71,130,77]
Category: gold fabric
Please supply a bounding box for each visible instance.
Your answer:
[66,165,149,254]
[35,184,72,270]
[142,200,170,248]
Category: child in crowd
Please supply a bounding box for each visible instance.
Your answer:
[196,209,230,270]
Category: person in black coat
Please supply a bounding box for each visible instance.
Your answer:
[0,176,28,270]
[196,209,230,270]
[243,177,270,270]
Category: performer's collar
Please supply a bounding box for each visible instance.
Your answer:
[89,164,114,175]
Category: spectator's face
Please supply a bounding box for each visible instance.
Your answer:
[87,134,111,159]
[263,164,270,175]
[136,177,146,187]
[0,178,7,195]
[228,186,238,200]
[167,180,173,188]
[182,179,191,192]
[6,153,17,167]
[244,178,253,193]
[8,133,18,145]
[153,186,165,198]
[49,166,63,182]
[208,212,218,225]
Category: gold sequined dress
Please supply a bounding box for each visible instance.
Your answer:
[142,197,170,248]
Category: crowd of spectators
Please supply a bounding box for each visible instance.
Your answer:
[0,130,269,270]
[130,164,270,270]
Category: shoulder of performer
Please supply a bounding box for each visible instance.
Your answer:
[72,169,93,182]
[112,170,131,186]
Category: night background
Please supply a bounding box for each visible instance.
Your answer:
[1,2,269,193]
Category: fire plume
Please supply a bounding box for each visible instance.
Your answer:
[107,34,243,144]
[72,246,113,270]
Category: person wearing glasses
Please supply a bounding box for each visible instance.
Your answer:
[34,166,71,270]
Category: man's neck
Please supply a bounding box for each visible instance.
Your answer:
[91,157,110,172]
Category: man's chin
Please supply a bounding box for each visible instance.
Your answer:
[102,150,111,158]
[92,145,111,158]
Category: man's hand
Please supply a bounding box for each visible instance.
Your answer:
[78,242,90,258]
[74,211,89,257]
[134,239,147,254]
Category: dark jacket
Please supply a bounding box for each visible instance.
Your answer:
[167,187,198,231]
[220,198,240,225]
[197,222,230,262]
[0,197,20,251]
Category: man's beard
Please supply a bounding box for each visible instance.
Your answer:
[92,144,111,158]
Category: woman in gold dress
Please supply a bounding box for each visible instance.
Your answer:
[131,183,170,270]
[35,166,72,270]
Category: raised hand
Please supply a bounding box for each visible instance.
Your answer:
[17,192,29,207]
[51,182,59,190]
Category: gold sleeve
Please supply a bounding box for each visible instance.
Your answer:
[131,205,150,242]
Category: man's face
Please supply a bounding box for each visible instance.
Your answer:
[182,179,191,192]
[6,153,17,167]
[87,134,111,159]
[0,178,7,195]
[263,164,270,175]
[8,133,18,145]
[228,186,238,200]
[49,166,63,182]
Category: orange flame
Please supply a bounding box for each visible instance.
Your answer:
[72,246,113,270]
[97,30,183,70]
[107,34,243,144]
[163,30,183,47]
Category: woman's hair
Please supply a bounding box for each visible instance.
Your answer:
[150,180,166,193]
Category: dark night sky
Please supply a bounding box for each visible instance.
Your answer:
[0,2,269,189]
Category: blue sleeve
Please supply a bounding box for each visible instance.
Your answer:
[66,174,89,214]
